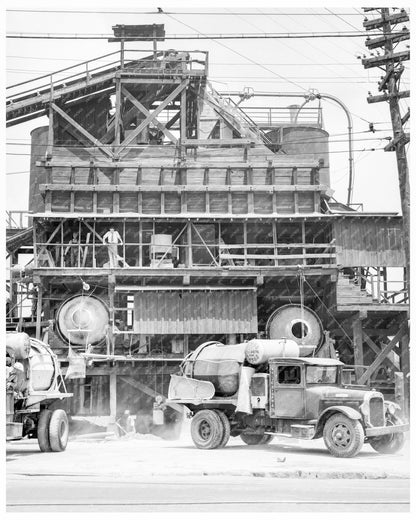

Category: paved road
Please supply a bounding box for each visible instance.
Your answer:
[7,475,409,512]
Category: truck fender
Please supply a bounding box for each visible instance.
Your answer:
[315,406,362,437]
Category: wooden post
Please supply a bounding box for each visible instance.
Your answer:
[242,222,250,267]
[109,371,117,424]
[394,372,405,417]
[352,313,364,380]
[399,327,410,418]
[152,24,158,59]
[180,87,187,160]
[115,78,122,150]
[301,220,306,266]
[186,222,192,267]
[35,284,43,340]
[108,275,116,356]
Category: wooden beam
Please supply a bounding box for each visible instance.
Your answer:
[35,284,43,340]
[117,80,188,155]
[367,90,410,104]
[357,321,408,384]
[362,50,409,69]
[362,331,399,370]
[109,372,117,421]
[352,313,364,379]
[51,103,114,159]
[121,86,178,143]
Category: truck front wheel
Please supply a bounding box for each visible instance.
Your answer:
[37,409,52,452]
[191,410,224,449]
[369,415,405,454]
[323,413,364,458]
[49,409,69,452]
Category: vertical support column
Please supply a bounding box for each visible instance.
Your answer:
[109,371,117,424]
[185,222,193,267]
[108,274,116,356]
[35,283,43,340]
[46,95,54,159]
[9,253,18,319]
[138,220,143,268]
[180,86,187,160]
[301,220,306,266]
[114,77,122,151]
[352,312,364,380]
[399,324,410,418]
[243,222,248,267]
[272,220,278,267]
[183,335,189,357]
[152,24,158,59]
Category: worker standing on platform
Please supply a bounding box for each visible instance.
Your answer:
[103,226,123,268]
[64,231,79,267]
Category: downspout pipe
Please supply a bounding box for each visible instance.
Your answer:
[220,90,355,205]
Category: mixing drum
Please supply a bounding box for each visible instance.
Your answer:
[266,304,323,348]
[56,295,109,346]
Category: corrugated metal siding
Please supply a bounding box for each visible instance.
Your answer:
[134,291,258,334]
[334,217,405,267]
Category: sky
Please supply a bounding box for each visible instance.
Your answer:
[4,0,411,215]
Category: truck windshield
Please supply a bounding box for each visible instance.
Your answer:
[306,366,337,384]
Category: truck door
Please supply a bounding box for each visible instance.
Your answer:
[269,364,306,418]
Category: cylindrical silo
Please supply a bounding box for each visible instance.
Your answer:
[266,125,330,187]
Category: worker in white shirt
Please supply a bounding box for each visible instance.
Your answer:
[102,227,123,268]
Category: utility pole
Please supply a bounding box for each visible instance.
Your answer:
[361,8,410,290]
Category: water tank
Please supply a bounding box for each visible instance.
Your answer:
[30,126,49,213]
[266,304,323,350]
[56,295,109,346]
[266,125,330,187]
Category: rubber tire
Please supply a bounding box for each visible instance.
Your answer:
[240,433,268,445]
[191,410,224,450]
[323,413,364,458]
[49,409,69,452]
[260,434,273,445]
[369,415,405,454]
[37,409,52,452]
[215,410,231,448]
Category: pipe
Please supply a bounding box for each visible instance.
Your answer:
[219,90,355,205]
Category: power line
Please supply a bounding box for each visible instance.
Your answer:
[163,13,307,92]
[5,147,387,158]
[5,9,373,16]
[6,55,369,66]
[6,31,388,40]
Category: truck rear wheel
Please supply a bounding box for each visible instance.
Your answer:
[215,410,231,448]
[260,434,273,445]
[369,415,405,454]
[240,433,271,445]
[191,410,223,449]
[49,409,69,452]
[323,413,364,458]
[37,409,52,452]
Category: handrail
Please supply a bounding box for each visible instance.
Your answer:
[7,51,120,91]
[7,49,208,99]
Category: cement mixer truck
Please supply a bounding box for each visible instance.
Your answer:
[167,339,408,458]
[6,332,72,452]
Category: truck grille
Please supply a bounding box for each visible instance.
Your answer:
[369,397,385,427]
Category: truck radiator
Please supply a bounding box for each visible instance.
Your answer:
[369,397,385,427]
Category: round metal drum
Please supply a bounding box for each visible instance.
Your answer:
[266,304,323,347]
[56,295,109,345]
